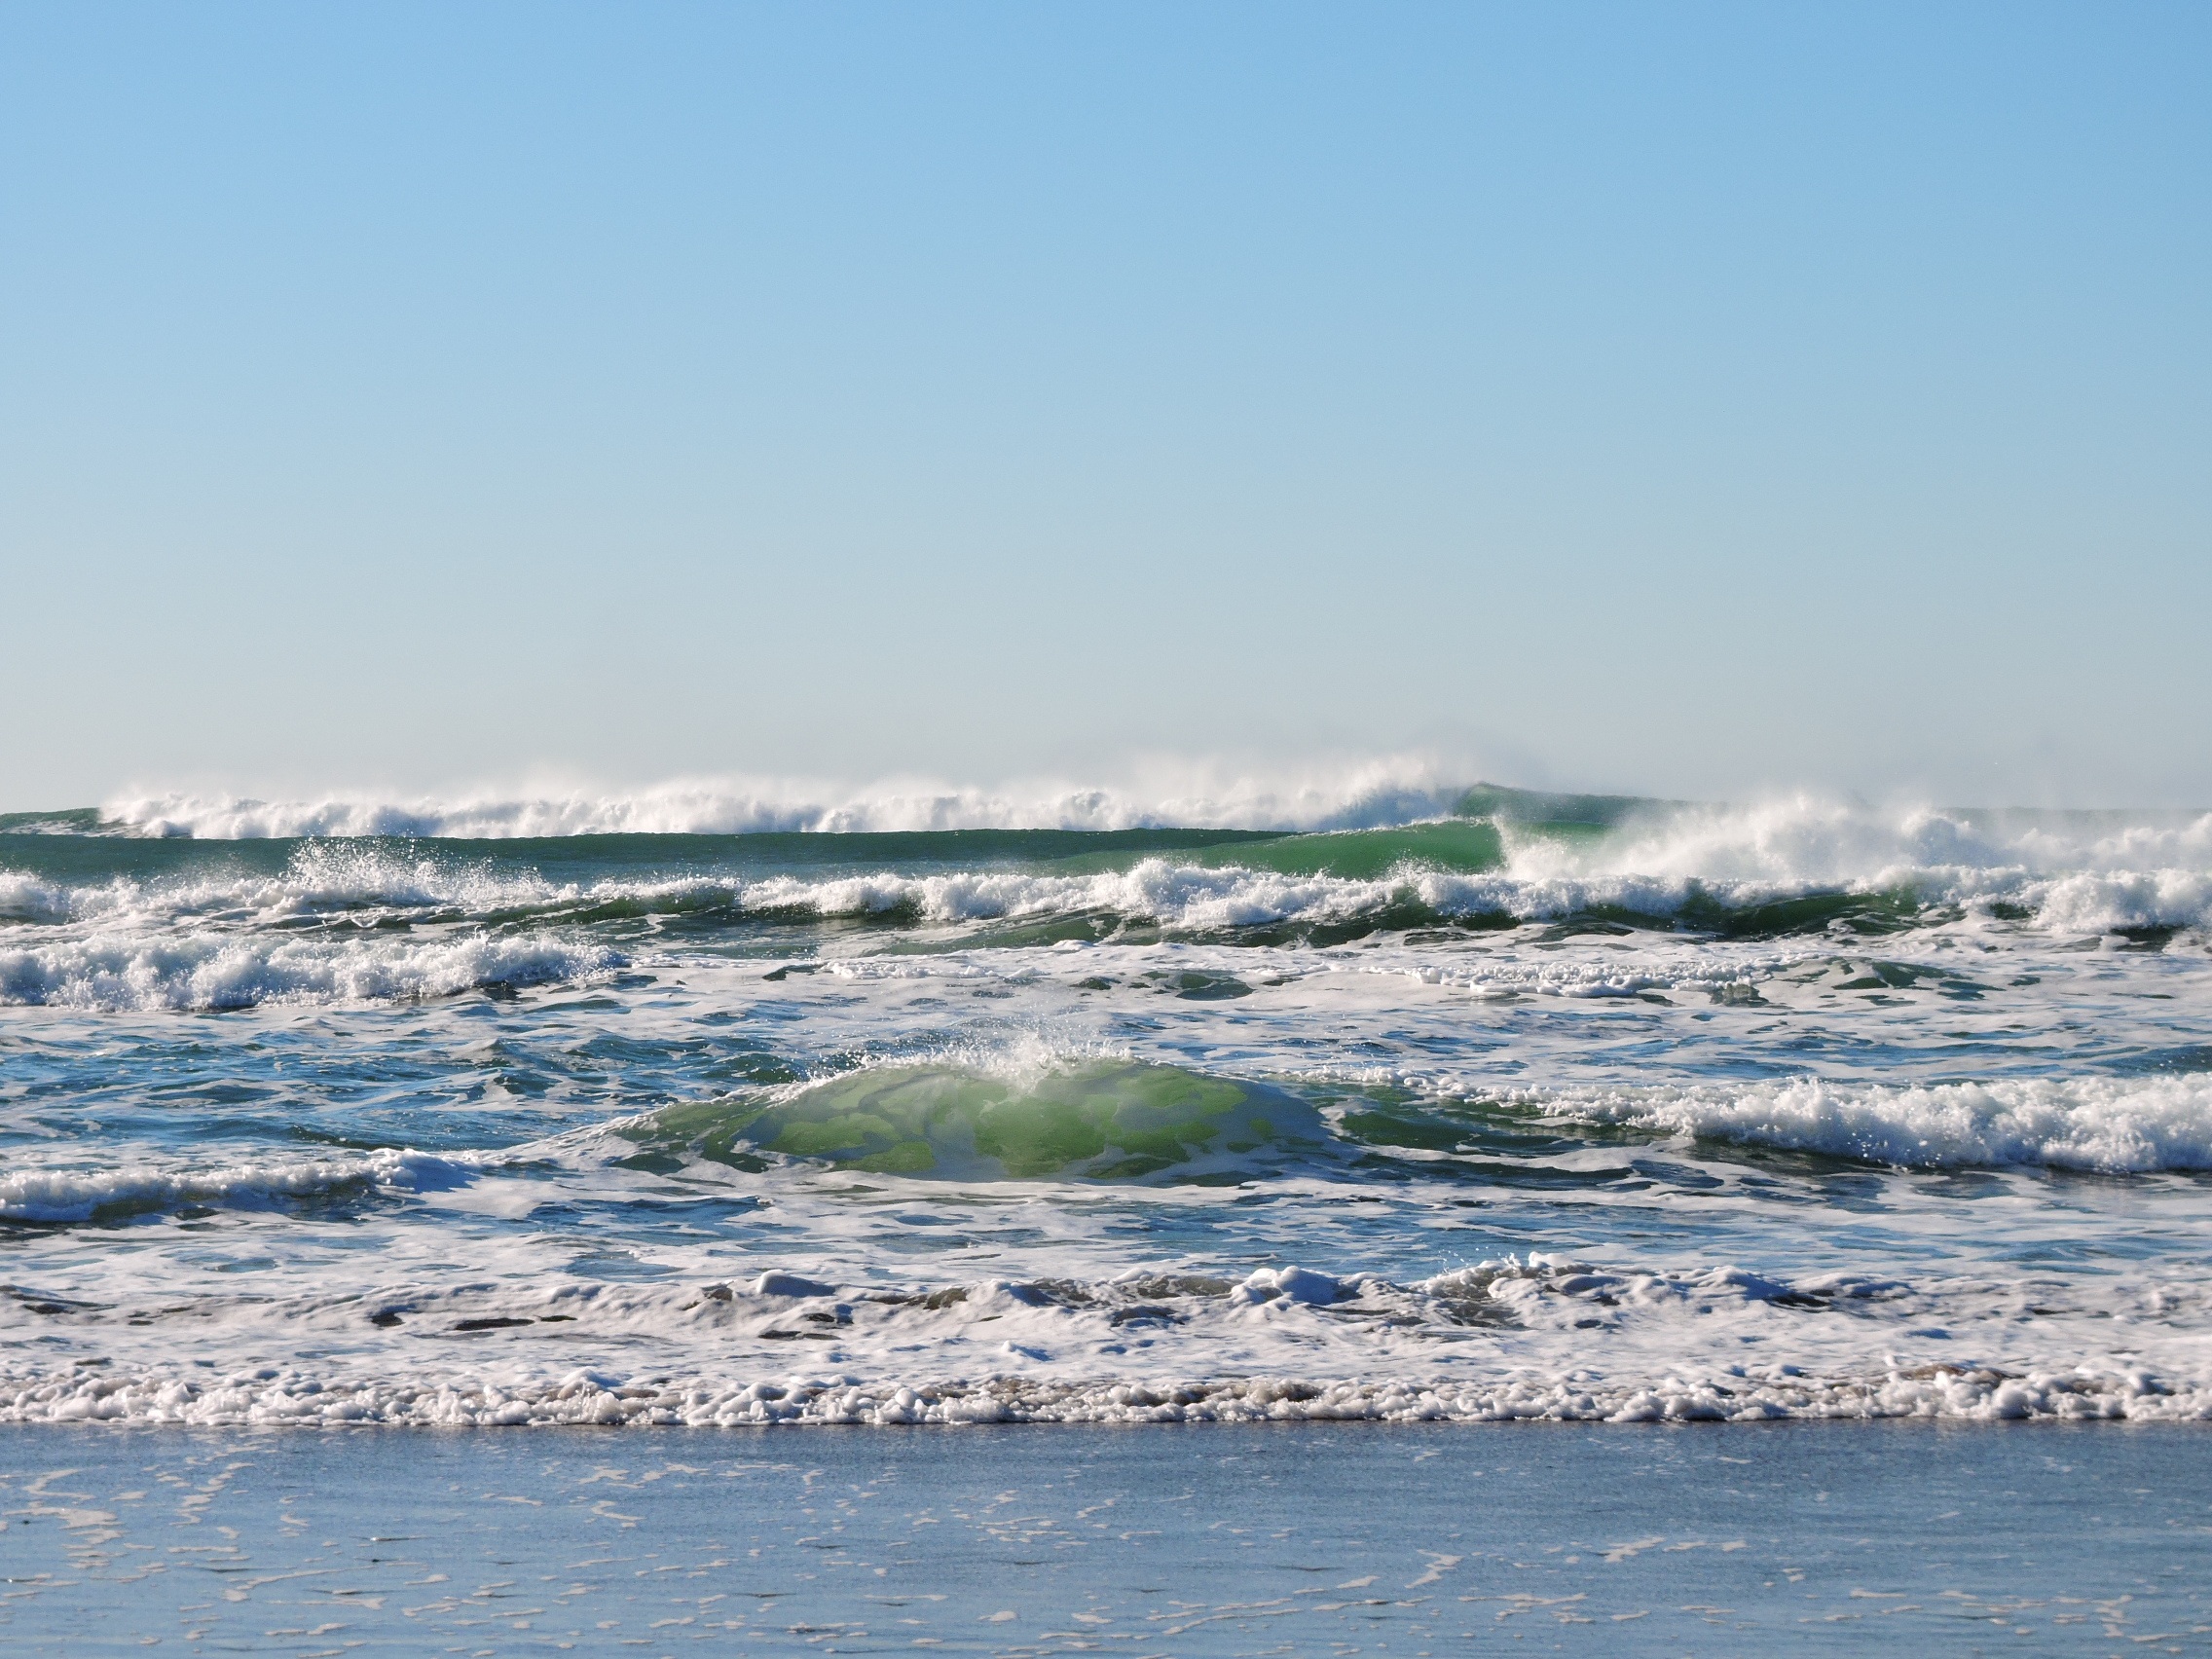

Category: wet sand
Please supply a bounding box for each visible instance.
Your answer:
[4,1420,2208,1654]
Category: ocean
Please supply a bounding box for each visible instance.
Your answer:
[4,780,2210,1429]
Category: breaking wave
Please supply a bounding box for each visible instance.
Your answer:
[617,1054,2212,1179]
[6,826,2209,953]
[1,785,2194,940]
[1540,1074,2212,1173]
[0,931,619,1012]
[0,1149,481,1225]
[97,763,1472,838]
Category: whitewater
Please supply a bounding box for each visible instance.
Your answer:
[4,778,2210,1428]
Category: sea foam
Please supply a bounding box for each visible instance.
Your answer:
[3,1254,2204,1425]
[1541,1074,2212,1173]
[0,931,619,1012]
[52,785,2212,940]
[0,1149,479,1224]
[99,762,1470,839]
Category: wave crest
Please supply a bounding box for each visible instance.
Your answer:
[0,1149,480,1224]
[101,763,1469,838]
[0,932,619,1012]
[1548,1074,2212,1172]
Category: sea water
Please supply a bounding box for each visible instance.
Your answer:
[3,781,2211,1427]
[5,1421,2209,1653]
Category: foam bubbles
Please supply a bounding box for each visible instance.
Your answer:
[1499,796,2212,934]
[0,931,620,1012]
[0,871,72,921]
[101,760,1469,838]
[0,1149,480,1224]
[1551,1074,2212,1172]
[58,786,2212,939]
[3,1253,2206,1424]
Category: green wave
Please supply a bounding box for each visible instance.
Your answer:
[1192,819,1506,879]
[617,1060,1326,1182]
[615,1061,1670,1188]
[1043,819,1510,880]
[1451,784,1665,828]
[617,1060,1960,1187]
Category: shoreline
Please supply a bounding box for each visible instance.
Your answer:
[6,1366,2205,1429]
[6,1419,2206,1653]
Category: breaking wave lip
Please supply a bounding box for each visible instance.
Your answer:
[1,842,579,930]
[1497,796,2212,918]
[82,776,2212,882]
[11,849,2207,946]
[98,762,1472,839]
[0,932,622,1012]
[0,870,74,922]
[0,1149,483,1225]
[1,846,556,929]
[727,860,2212,936]
[1530,1074,2212,1173]
[14,788,2202,941]
[613,1047,2212,1183]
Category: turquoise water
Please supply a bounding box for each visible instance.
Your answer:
[3,785,2211,1424]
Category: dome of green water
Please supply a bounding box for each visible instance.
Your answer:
[620,1059,1323,1182]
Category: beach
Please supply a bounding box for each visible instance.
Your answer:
[10,4,2210,1649]
[7,1419,2209,1654]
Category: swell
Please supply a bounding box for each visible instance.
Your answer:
[615,1058,2212,1178]
[1,859,2194,938]
[6,810,2207,934]
[3,788,2207,1012]
[0,863,2200,1014]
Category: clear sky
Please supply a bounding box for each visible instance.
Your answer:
[4,2,2207,811]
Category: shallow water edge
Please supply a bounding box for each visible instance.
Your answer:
[4,1419,2206,1655]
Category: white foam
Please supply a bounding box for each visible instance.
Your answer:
[11,850,2200,947]
[535,853,2211,937]
[1500,796,2212,933]
[7,833,2198,1011]
[101,760,1469,838]
[1505,796,2211,883]
[2030,867,2212,933]
[0,931,619,1012]
[2,1254,2203,1425]
[39,789,2212,940]
[0,1149,479,1224]
[1543,1073,2212,1172]
[10,843,561,927]
[0,871,72,921]
[5,1364,2195,1426]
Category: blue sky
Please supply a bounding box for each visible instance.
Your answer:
[4,3,2207,809]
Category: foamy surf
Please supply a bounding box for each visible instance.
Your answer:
[1541,1074,2212,1173]
[0,1149,483,1225]
[4,794,2208,1018]
[5,1251,2205,1425]
[4,776,2208,1427]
